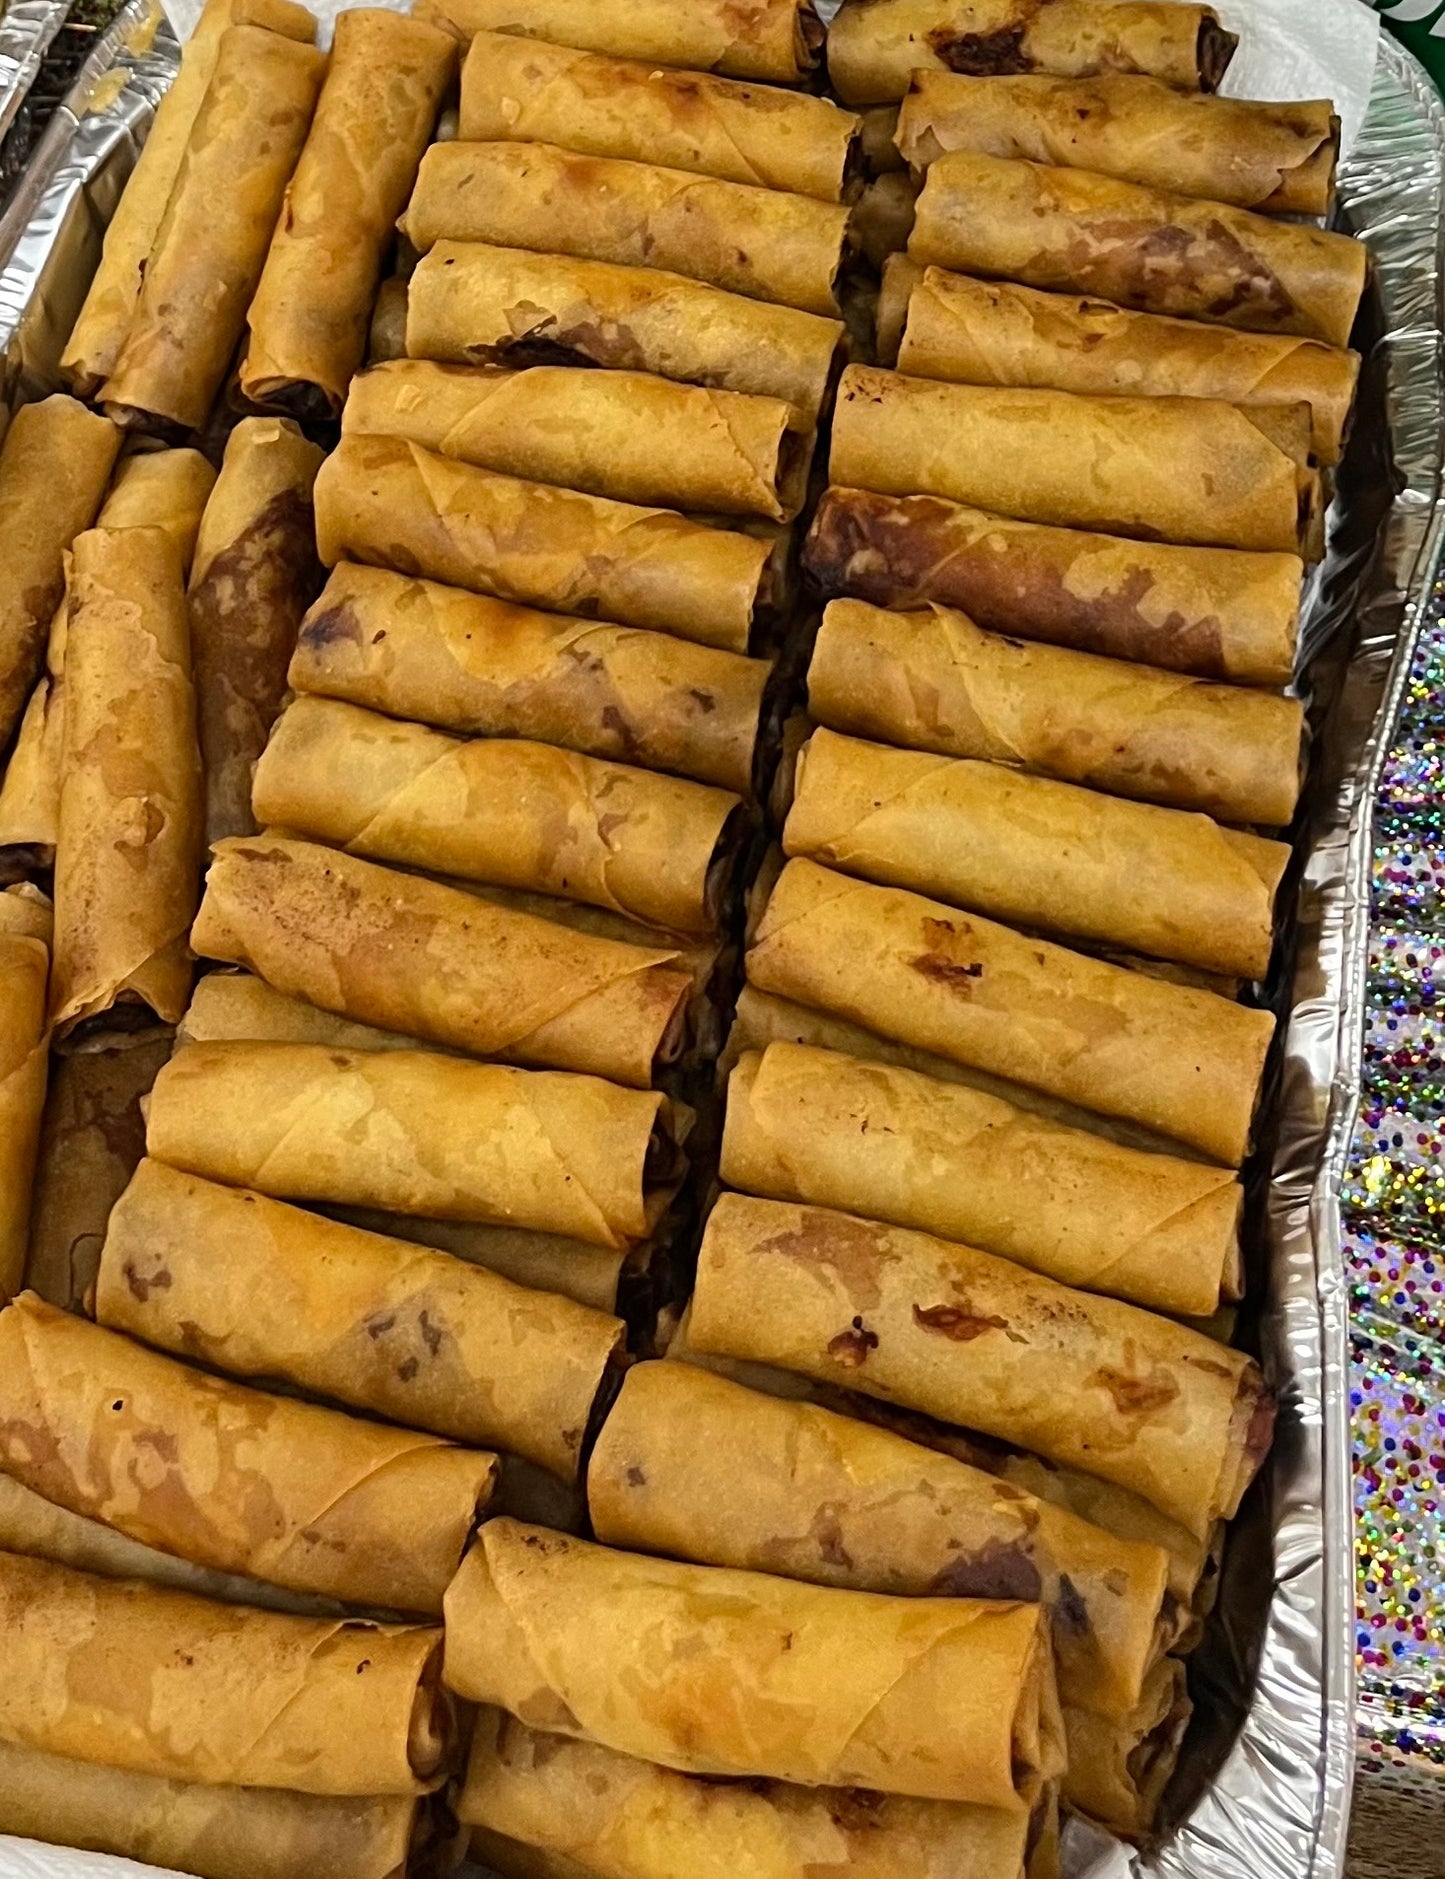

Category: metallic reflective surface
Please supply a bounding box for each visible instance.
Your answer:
[0,0,74,162]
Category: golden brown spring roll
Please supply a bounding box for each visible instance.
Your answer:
[404,242,845,419]
[0,396,120,750]
[313,433,773,655]
[49,526,202,1037]
[747,858,1273,1163]
[826,0,1236,104]
[59,0,318,399]
[402,143,849,317]
[460,1711,1045,1879]
[874,253,922,365]
[288,562,770,795]
[189,417,325,848]
[898,72,1338,213]
[830,363,1315,553]
[807,598,1304,826]
[1063,1657,1191,1836]
[0,1549,447,1793]
[458,34,859,200]
[239,10,454,418]
[146,1039,679,1250]
[784,727,1286,977]
[414,0,824,81]
[589,1361,1171,1717]
[896,272,1358,465]
[722,1042,1241,1313]
[690,1192,1271,1536]
[100,25,328,433]
[0,886,49,1293]
[445,1519,1063,1808]
[98,1160,624,1483]
[909,151,1367,347]
[98,446,218,564]
[192,835,690,1087]
[331,1207,631,1314]
[252,697,741,937]
[343,361,812,522]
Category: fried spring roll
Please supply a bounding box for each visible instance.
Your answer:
[101,25,328,433]
[444,1519,1063,1808]
[330,1207,632,1314]
[807,598,1304,827]
[825,0,1236,104]
[0,1550,448,1793]
[146,1040,680,1250]
[458,34,859,200]
[314,434,773,655]
[343,361,812,522]
[240,10,454,418]
[404,243,845,419]
[97,447,218,564]
[1063,1657,1191,1836]
[192,836,690,1087]
[909,151,1367,347]
[0,887,49,1293]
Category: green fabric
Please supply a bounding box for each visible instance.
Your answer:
[1376,0,1445,91]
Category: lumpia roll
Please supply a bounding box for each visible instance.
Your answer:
[239,10,455,419]
[722,1042,1241,1313]
[368,277,410,363]
[413,0,824,82]
[192,835,691,1087]
[313,434,774,654]
[909,152,1367,347]
[690,1192,1271,1536]
[806,598,1304,826]
[460,1711,1046,1879]
[0,1550,447,1793]
[50,527,202,1037]
[98,447,217,567]
[101,25,329,434]
[458,34,860,201]
[444,1519,1063,1809]
[189,417,325,848]
[876,255,923,363]
[589,1361,1171,1717]
[146,1040,680,1250]
[0,396,120,749]
[825,0,1236,103]
[289,563,770,794]
[342,361,812,522]
[330,1207,632,1314]
[1062,1657,1190,1836]
[830,364,1316,554]
[404,243,845,418]
[0,887,50,1293]
[98,1160,624,1482]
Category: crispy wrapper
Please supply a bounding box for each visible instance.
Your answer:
[413,0,823,81]
[343,361,812,522]
[852,171,919,270]
[746,859,1274,1163]
[722,1042,1242,1314]
[240,10,454,418]
[909,151,1367,347]
[403,242,845,419]
[253,697,742,937]
[98,1160,624,1482]
[49,527,203,1038]
[402,142,849,317]
[0,887,50,1292]
[690,1192,1272,1537]
[460,1711,1049,1879]
[898,71,1338,213]
[59,0,318,398]
[784,726,1286,977]
[589,1360,1171,1718]
[192,835,691,1086]
[288,562,770,795]
[876,253,923,363]
[0,1291,498,1613]
[830,363,1316,553]
[458,34,859,200]
[0,397,120,750]
[826,0,1236,103]
[1062,1657,1191,1836]
[444,1518,1064,1808]
[314,433,772,654]
[189,417,325,848]
[807,598,1304,826]
[0,1549,448,1793]
[98,446,218,565]
[100,25,328,434]
[146,1039,680,1250]
[896,271,1359,465]
[330,1207,631,1314]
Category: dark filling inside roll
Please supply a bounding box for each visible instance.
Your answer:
[1196,16,1239,91]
